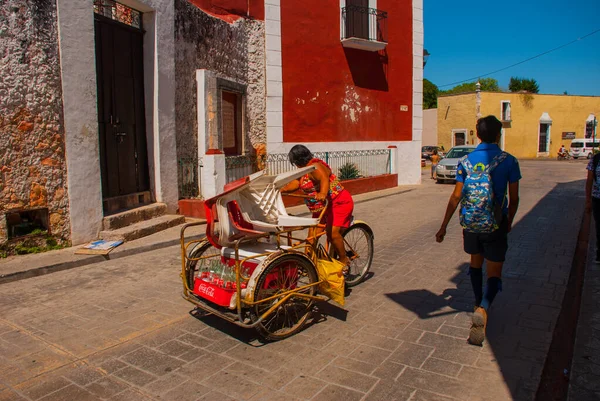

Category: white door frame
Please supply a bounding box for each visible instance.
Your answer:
[537,122,551,157]
[452,129,468,147]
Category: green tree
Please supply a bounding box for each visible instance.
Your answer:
[423,79,439,109]
[441,78,500,95]
[508,77,539,93]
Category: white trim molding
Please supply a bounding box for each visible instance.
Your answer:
[265,0,283,151]
[56,0,104,244]
[451,129,468,148]
[500,100,511,121]
[412,0,424,182]
[55,0,179,244]
[537,112,552,157]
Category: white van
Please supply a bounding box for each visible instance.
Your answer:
[570,138,600,159]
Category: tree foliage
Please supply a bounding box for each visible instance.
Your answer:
[508,77,539,93]
[423,79,439,109]
[441,78,500,95]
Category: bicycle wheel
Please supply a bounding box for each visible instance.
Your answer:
[339,223,374,287]
[185,240,221,290]
[252,253,318,341]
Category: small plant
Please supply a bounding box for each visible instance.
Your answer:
[338,163,362,181]
[3,235,67,256]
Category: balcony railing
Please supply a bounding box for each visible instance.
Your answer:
[341,5,388,51]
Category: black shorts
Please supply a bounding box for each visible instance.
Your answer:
[463,218,509,262]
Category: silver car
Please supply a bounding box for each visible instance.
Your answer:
[435,145,476,183]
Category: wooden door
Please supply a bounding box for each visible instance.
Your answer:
[95,15,149,199]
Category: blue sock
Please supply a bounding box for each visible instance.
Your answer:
[480,277,502,311]
[468,267,483,307]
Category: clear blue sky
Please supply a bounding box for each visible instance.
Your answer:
[423,0,600,96]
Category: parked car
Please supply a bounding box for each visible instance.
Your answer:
[435,145,476,183]
[421,145,445,160]
[569,138,600,159]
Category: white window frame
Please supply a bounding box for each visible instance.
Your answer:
[537,112,553,157]
[451,129,468,147]
[340,0,378,40]
[500,100,511,121]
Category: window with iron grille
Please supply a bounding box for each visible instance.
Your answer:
[340,0,387,51]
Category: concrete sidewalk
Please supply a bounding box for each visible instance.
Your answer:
[0,185,416,284]
[567,222,600,401]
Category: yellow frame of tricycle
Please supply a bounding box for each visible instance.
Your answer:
[179,196,363,330]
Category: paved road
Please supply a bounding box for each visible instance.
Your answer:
[0,160,588,401]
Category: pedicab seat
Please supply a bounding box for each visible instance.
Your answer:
[205,167,320,248]
[221,241,292,267]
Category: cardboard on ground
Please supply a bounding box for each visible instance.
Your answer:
[75,240,123,255]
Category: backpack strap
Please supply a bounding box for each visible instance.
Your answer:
[593,153,600,181]
[487,152,508,173]
[460,156,473,174]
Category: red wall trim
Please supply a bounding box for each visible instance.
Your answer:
[282,174,398,208]
[178,199,207,219]
[188,0,264,22]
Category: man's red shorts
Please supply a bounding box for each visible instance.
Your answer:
[312,189,354,228]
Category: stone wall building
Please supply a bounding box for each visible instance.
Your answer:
[0,1,70,245]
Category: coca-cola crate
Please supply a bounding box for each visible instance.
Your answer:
[193,277,236,307]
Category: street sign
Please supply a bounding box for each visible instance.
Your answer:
[562,132,576,139]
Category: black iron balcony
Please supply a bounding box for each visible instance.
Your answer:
[341,5,388,52]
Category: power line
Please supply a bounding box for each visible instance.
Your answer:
[438,28,600,88]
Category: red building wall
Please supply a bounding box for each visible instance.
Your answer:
[188,0,264,22]
[280,0,413,143]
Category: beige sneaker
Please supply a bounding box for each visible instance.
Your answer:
[468,307,487,346]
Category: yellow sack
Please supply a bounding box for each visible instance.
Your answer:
[316,258,345,307]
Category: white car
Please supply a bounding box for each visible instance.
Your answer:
[435,145,476,183]
[569,138,600,159]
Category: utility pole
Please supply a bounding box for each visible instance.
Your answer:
[474,81,481,145]
[594,115,597,145]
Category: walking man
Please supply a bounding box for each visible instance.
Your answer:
[435,115,521,346]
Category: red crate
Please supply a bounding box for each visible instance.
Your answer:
[193,277,235,307]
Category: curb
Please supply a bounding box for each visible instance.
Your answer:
[535,206,591,401]
[0,187,415,285]
[0,236,199,285]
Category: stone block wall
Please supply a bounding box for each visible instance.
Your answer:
[0,0,70,244]
[174,0,266,195]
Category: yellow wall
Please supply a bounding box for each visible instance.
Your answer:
[437,93,478,151]
[437,92,600,159]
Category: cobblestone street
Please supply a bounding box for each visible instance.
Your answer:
[0,160,589,401]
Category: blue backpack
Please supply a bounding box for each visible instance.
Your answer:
[459,152,508,233]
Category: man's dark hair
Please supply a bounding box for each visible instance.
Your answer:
[288,145,313,167]
[476,115,503,143]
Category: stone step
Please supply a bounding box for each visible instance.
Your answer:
[103,203,167,230]
[99,214,185,242]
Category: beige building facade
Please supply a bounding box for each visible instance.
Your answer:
[438,91,600,159]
